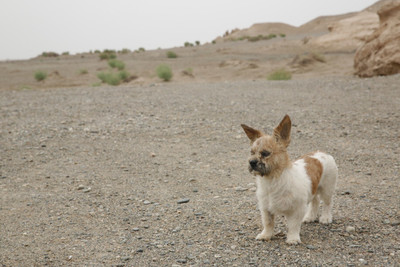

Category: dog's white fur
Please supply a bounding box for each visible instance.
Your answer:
[256,151,338,244]
[242,115,338,244]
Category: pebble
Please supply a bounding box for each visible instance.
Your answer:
[143,200,151,205]
[391,221,400,226]
[306,245,316,250]
[346,226,356,233]
[132,228,140,232]
[77,185,85,190]
[176,259,187,264]
[177,198,190,204]
[235,186,248,192]
[121,256,130,261]
[83,187,91,193]
[136,248,144,253]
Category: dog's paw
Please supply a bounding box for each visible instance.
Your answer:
[286,238,301,245]
[303,216,317,223]
[256,233,272,241]
[319,216,332,224]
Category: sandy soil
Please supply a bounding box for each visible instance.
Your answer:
[0,36,356,91]
[1,73,399,266]
[1,13,399,265]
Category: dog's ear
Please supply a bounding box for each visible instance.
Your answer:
[241,124,263,143]
[273,115,291,147]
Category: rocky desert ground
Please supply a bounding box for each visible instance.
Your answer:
[1,1,399,266]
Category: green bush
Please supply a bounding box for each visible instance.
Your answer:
[34,71,47,81]
[119,48,131,54]
[41,52,59,57]
[184,42,194,47]
[118,70,129,81]
[156,64,173,81]
[267,69,292,81]
[97,70,131,85]
[166,51,178,58]
[97,72,121,86]
[99,51,117,60]
[79,69,88,75]
[108,59,125,70]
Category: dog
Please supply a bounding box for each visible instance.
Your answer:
[241,115,338,244]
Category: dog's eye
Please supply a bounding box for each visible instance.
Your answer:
[251,150,255,155]
[261,151,271,157]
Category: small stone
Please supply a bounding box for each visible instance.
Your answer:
[177,198,190,204]
[391,221,400,226]
[136,248,144,253]
[143,200,151,205]
[121,256,130,261]
[346,226,356,233]
[359,258,367,265]
[306,245,316,250]
[341,190,352,195]
[177,259,187,264]
[150,153,156,157]
[192,189,198,193]
[83,187,91,193]
[77,185,85,190]
[132,228,140,232]
[189,178,196,182]
[235,186,248,192]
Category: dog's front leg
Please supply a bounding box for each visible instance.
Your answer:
[286,208,306,245]
[256,210,275,241]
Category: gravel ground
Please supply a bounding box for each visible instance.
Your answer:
[1,76,399,266]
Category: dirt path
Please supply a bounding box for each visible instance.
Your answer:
[1,76,399,266]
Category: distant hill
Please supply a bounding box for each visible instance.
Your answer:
[215,0,390,42]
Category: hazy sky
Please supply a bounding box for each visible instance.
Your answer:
[0,0,378,60]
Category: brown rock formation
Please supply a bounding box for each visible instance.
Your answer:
[354,2,400,77]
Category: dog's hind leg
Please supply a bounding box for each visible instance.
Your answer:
[303,195,319,223]
[319,190,333,224]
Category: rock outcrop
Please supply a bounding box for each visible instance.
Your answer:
[309,11,379,50]
[354,2,400,77]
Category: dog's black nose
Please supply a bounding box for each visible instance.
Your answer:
[249,160,258,169]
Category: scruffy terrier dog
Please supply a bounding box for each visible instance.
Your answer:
[241,115,338,244]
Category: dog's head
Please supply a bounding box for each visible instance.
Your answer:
[241,115,292,177]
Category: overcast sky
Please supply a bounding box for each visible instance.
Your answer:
[0,0,378,60]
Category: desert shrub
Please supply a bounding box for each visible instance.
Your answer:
[97,70,131,85]
[184,42,194,47]
[108,59,125,70]
[34,71,47,81]
[166,51,178,58]
[267,69,292,81]
[135,47,146,53]
[280,33,286,38]
[99,51,117,60]
[119,48,131,54]
[79,69,88,75]
[62,52,69,56]
[195,41,200,46]
[94,50,101,54]
[118,70,129,81]
[41,52,59,57]
[97,72,121,86]
[156,64,173,81]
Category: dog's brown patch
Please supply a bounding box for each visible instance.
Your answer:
[303,155,323,194]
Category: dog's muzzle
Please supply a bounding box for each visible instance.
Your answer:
[248,159,269,176]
